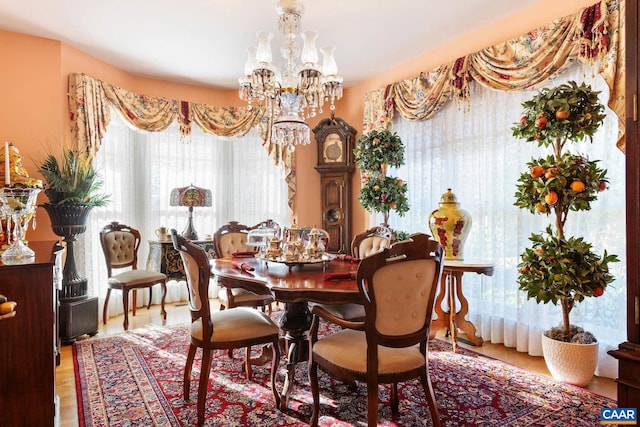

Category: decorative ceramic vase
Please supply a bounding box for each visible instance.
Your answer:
[541,332,599,387]
[428,188,472,260]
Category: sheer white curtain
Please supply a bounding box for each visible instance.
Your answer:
[78,109,289,321]
[387,64,626,378]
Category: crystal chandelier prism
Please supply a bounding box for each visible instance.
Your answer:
[238,0,343,150]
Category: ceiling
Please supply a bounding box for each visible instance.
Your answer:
[0,0,564,90]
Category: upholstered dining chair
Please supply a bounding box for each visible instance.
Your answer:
[171,229,281,426]
[315,226,394,322]
[308,233,444,427]
[99,221,167,330]
[351,226,393,259]
[213,220,276,313]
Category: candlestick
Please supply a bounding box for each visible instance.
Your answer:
[4,142,9,187]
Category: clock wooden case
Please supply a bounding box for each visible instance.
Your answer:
[313,115,357,253]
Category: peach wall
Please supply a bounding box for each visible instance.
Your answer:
[0,0,600,244]
[0,30,63,241]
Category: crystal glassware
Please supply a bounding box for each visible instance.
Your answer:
[247,224,279,257]
[0,187,41,262]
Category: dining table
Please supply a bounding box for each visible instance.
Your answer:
[212,255,360,410]
[213,255,494,409]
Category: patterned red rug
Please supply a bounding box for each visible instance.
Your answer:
[74,321,615,426]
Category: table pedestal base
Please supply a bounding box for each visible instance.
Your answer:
[278,302,312,410]
[430,264,492,352]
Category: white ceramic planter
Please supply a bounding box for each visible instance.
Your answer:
[541,332,599,387]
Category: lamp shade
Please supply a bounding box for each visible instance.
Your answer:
[170,184,212,207]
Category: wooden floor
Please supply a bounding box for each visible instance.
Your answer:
[56,300,617,426]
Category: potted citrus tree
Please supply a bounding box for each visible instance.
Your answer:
[353,129,409,227]
[512,81,618,386]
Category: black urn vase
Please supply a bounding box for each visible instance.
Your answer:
[43,203,99,343]
[42,203,93,301]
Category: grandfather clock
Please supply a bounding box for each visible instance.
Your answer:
[313,114,357,253]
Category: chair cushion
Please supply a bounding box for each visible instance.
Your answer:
[108,270,166,287]
[358,236,390,258]
[217,287,274,305]
[373,259,436,336]
[218,232,250,258]
[310,302,365,321]
[313,329,426,375]
[103,230,136,267]
[191,307,279,342]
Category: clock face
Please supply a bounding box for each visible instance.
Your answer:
[323,133,344,163]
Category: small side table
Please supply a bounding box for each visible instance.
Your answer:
[430,260,494,352]
[146,239,216,280]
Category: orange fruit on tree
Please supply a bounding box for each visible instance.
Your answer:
[544,191,558,205]
[570,180,586,192]
[530,165,544,178]
[535,202,547,213]
[544,167,559,179]
[535,116,548,128]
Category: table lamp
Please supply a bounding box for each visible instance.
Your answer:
[170,184,212,240]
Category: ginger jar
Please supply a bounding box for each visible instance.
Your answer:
[428,188,472,260]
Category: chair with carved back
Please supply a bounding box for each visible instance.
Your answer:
[351,226,393,259]
[315,226,394,322]
[308,233,444,427]
[213,220,276,313]
[171,229,281,426]
[100,221,167,330]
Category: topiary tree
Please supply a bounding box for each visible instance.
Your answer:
[353,130,409,226]
[512,81,618,343]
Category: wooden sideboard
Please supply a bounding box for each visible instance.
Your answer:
[146,239,215,280]
[0,241,64,427]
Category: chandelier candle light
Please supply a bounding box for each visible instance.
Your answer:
[238,0,343,150]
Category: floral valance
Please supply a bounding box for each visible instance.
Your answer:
[68,73,296,211]
[363,0,626,151]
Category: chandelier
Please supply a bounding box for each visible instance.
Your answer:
[238,0,343,150]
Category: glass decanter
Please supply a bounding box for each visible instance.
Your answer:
[0,187,41,262]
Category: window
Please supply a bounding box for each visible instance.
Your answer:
[386,64,625,377]
[79,110,289,317]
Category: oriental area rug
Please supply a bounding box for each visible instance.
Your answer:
[74,322,615,426]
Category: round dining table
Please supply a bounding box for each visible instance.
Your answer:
[212,256,360,410]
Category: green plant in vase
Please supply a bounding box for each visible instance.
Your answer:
[354,130,409,226]
[38,147,110,208]
[513,80,618,345]
[38,146,110,302]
